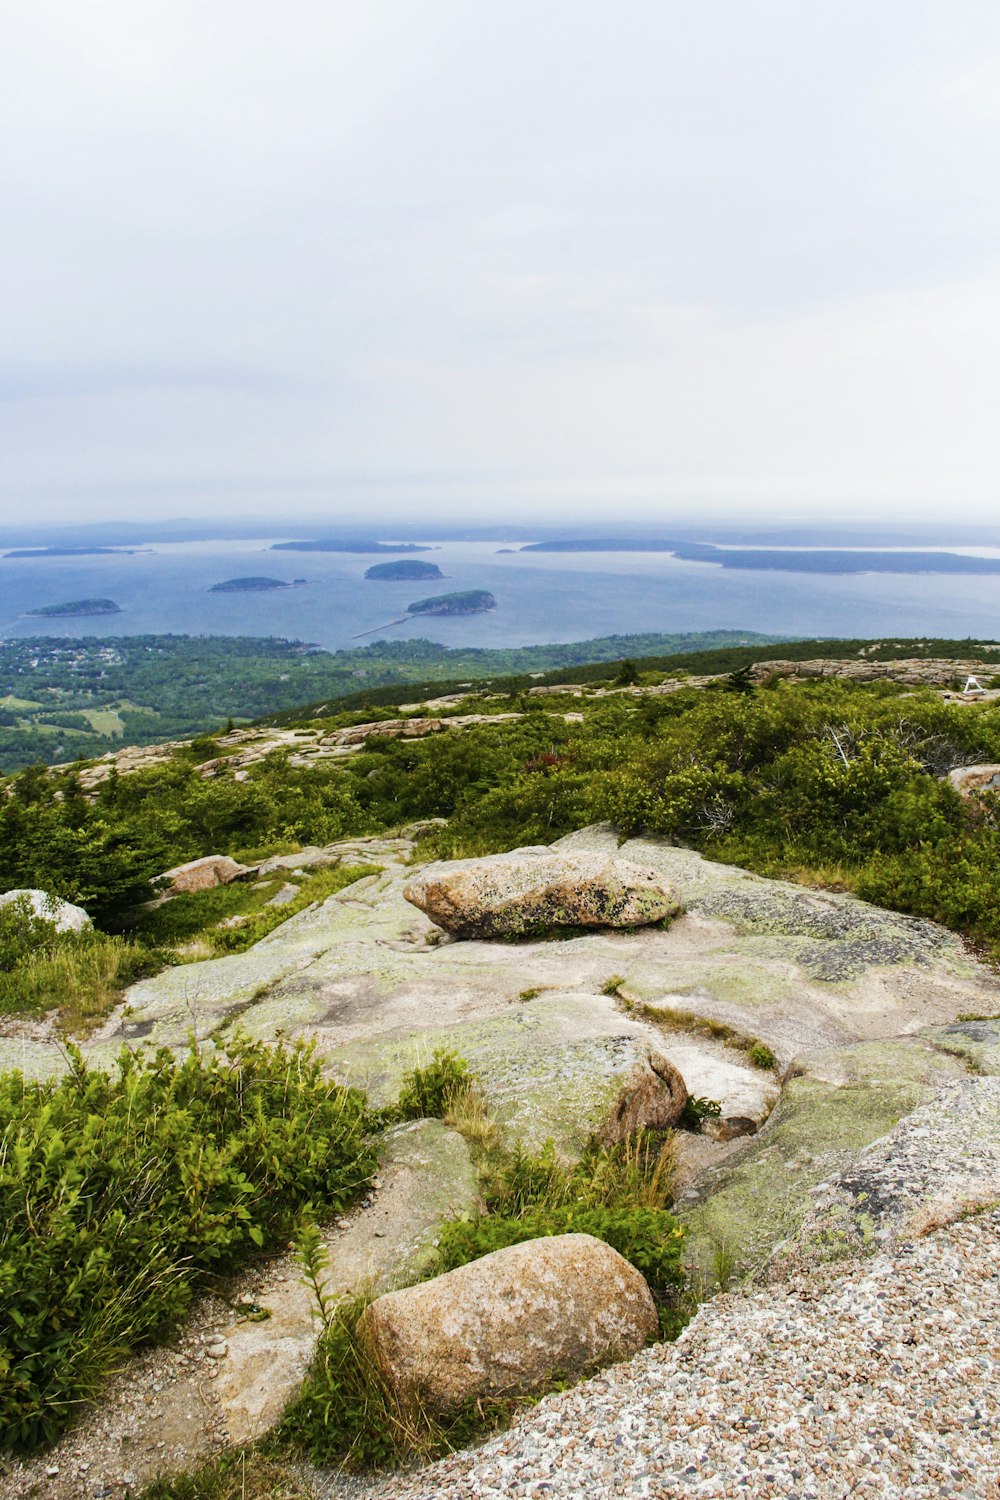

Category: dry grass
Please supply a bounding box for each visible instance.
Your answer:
[0,934,159,1036]
[780,863,857,893]
[141,1450,317,1499]
[585,1129,678,1211]
[636,1001,778,1071]
[444,1085,505,1162]
[904,1194,999,1240]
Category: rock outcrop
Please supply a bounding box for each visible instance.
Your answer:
[358,1233,657,1414]
[0,888,91,934]
[599,1050,688,1144]
[159,855,255,894]
[947,763,1000,796]
[748,656,998,688]
[403,848,679,938]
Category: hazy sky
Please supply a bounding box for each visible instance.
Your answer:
[3,1,1000,525]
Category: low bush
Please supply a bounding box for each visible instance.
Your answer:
[0,894,58,969]
[438,1128,685,1334]
[0,1037,375,1452]
[434,1202,685,1331]
[747,1041,777,1070]
[681,1095,722,1129]
[395,1048,475,1120]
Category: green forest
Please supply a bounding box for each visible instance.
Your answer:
[0,630,782,771]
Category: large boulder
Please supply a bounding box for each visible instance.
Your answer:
[0,888,91,934]
[403,848,679,938]
[358,1233,657,1414]
[159,854,254,895]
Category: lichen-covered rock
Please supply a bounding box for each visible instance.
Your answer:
[159,854,254,894]
[598,1050,688,1144]
[403,849,679,938]
[0,888,91,934]
[947,763,1000,796]
[358,1233,657,1413]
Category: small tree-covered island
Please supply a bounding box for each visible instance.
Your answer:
[364,560,445,581]
[208,576,306,593]
[406,588,497,615]
[26,598,122,617]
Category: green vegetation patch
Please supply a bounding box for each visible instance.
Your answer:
[0,894,164,1033]
[142,1451,314,1500]
[0,1037,375,1452]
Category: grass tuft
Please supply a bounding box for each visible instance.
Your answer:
[141,1451,315,1500]
[395,1048,475,1120]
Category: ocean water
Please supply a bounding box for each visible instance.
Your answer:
[1,539,999,651]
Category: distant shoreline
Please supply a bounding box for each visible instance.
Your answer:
[521,540,1000,574]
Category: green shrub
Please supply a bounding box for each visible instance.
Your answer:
[747,1041,777,1070]
[437,1130,685,1333]
[0,894,58,969]
[395,1049,475,1120]
[435,1202,685,1313]
[681,1095,722,1129]
[0,1037,375,1452]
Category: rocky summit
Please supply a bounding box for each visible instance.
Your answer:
[3,818,999,1499]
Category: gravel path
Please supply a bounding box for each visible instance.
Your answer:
[384,1206,1000,1499]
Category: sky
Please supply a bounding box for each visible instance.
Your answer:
[3,1,1000,527]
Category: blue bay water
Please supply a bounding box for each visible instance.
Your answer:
[1,539,999,651]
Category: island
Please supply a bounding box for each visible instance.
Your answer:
[520,539,1000,574]
[6,546,143,558]
[271,540,433,554]
[365,560,444,581]
[406,590,497,616]
[209,577,306,593]
[520,539,681,552]
[668,544,1000,574]
[27,598,122,617]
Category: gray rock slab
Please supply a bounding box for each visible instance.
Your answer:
[677,1035,971,1279]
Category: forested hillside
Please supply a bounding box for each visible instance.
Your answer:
[0,630,780,771]
[4,645,1000,1034]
